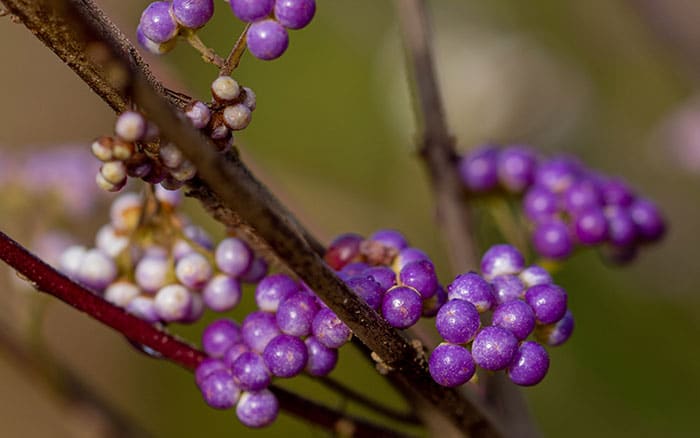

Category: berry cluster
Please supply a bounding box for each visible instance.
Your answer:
[58,189,268,324]
[430,244,573,388]
[194,272,344,427]
[138,0,215,54]
[137,0,316,61]
[229,0,316,60]
[90,75,255,192]
[458,145,666,262]
[325,230,451,329]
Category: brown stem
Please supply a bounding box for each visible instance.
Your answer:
[0,229,411,438]
[3,0,503,435]
[184,31,225,68]
[220,23,250,76]
[396,2,540,437]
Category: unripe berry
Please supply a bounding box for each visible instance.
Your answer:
[211,76,241,102]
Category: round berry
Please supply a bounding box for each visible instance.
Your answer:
[492,300,536,340]
[600,178,634,207]
[185,101,211,129]
[447,272,496,313]
[263,334,308,378]
[115,111,146,142]
[519,265,552,288]
[312,308,351,349]
[429,343,476,387]
[497,145,537,192]
[135,255,169,294]
[394,247,430,271]
[203,274,242,312]
[255,274,298,312]
[305,336,338,376]
[573,208,608,245]
[629,198,666,241]
[363,266,397,292]
[369,229,408,251]
[480,244,525,280]
[223,104,252,131]
[458,146,499,192]
[562,179,602,214]
[236,390,279,428]
[525,284,567,325]
[422,285,448,318]
[491,274,525,304]
[215,237,253,277]
[274,0,316,29]
[532,220,573,260]
[202,319,242,358]
[229,0,274,22]
[381,286,422,329]
[171,0,214,29]
[154,284,192,322]
[399,259,438,299]
[604,205,637,247]
[436,299,481,344]
[508,341,549,386]
[471,326,519,371]
[223,343,250,369]
[175,252,213,290]
[247,19,289,61]
[345,276,383,310]
[534,157,581,193]
[139,2,179,43]
[104,281,140,307]
[535,309,574,346]
[211,76,241,102]
[195,358,227,386]
[126,296,160,323]
[276,291,319,337]
[523,186,559,222]
[231,352,271,391]
[199,369,240,409]
[324,233,362,270]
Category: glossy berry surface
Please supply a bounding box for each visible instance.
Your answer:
[458,145,499,191]
[471,326,519,371]
[312,308,351,349]
[436,299,480,344]
[199,369,240,409]
[171,0,214,29]
[262,334,308,378]
[399,259,438,299]
[236,390,279,428]
[304,337,338,376]
[525,284,568,325]
[492,300,536,340]
[508,341,550,386]
[536,309,574,346]
[274,0,316,29]
[480,244,525,280]
[231,352,271,391]
[202,319,242,358]
[447,272,496,312]
[429,343,476,387]
[139,2,178,43]
[247,19,289,60]
[229,0,274,22]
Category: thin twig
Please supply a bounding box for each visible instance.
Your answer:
[317,376,420,425]
[0,320,154,438]
[0,229,412,438]
[3,0,503,435]
[220,23,250,76]
[396,2,539,437]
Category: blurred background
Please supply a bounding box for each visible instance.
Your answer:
[1,0,699,436]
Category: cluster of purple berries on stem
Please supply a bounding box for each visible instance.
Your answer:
[138,1,215,55]
[431,244,573,388]
[230,0,316,60]
[458,144,666,263]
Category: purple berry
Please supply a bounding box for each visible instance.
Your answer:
[312,308,351,349]
[480,244,525,280]
[199,369,240,409]
[435,299,481,344]
[604,205,637,246]
[195,358,227,386]
[255,274,298,312]
[534,156,582,193]
[536,309,574,346]
[215,237,253,277]
[447,272,496,312]
[399,259,438,299]
[305,337,338,376]
[126,296,160,323]
[428,343,476,387]
[202,274,242,312]
[563,179,603,214]
[369,229,408,251]
[229,0,274,22]
[519,265,552,288]
[263,334,308,378]
[241,311,281,353]
[497,145,537,192]
[458,146,499,192]
[236,390,279,428]
[231,352,271,391]
[600,178,634,206]
[523,186,559,222]
[139,2,179,43]
[492,300,536,340]
[629,199,666,241]
[135,255,168,294]
[274,0,316,29]
[363,266,397,292]
[340,262,369,278]
[573,207,608,245]
[471,326,519,371]
[525,284,568,325]
[345,276,383,310]
[324,233,362,270]
[247,19,289,61]
[532,220,573,259]
[381,286,423,329]
[171,0,214,29]
[154,284,192,322]
[491,274,525,304]
[202,319,242,358]
[508,341,549,386]
[240,257,269,283]
[76,249,117,292]
[394,247,430,271]
[276,291,320,337]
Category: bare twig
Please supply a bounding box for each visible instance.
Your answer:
[0,229,412,438]
[220,23,250,76]
[3,0,503,435]
[184,30,225,68]
[396,1,539,437]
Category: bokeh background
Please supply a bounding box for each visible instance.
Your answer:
[1,0,699,436]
